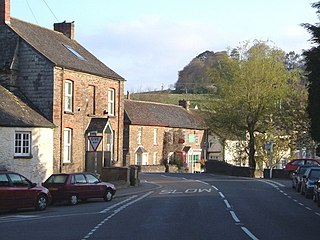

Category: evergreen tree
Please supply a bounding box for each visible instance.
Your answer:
[302,2,320,142]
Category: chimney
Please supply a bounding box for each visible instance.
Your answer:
[0,0,10,25]
[178,99,190,110]
[54,21,74,39]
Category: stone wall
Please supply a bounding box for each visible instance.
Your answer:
[205,160,251,177]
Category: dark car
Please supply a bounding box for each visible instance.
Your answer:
[285,158,320,178]
[300,167,320,199]
[43,172,116,205]
[292,164,318,192]
[0,171,51,211]
[313,179,320,207]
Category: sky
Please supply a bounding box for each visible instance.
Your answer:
[10,0,319,92]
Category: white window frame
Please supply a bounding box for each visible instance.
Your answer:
[153,128,157,145]
[65,80,73,112]
[14,131,31,157]
[153,152,158,165]
[108,89,115,116]
[138,127,142,145]
[63,128,72,163]
[195,130,200,146]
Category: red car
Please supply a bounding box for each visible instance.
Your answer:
[43,172,116,205]
[0,171,51,211]
[285,158,320,178]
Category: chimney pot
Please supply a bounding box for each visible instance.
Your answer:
[54,21,75,39]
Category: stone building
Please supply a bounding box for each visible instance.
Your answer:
[0,0,125,175]
[123,99,207,172]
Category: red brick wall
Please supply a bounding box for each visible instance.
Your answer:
[53,68,124,173]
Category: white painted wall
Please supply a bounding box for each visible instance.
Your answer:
[0,127,54,184]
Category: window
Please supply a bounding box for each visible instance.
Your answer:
[14,131,31,157]
[63,128,72,163]
[85,174,99,184]
[63,44,86,60]
[188,134,195,143]
[138,127,142,145]
[74,174,86,184]
[88,85,96,115]
[153,152,158,165]
[65,80,73,112]
[153,128,157,145]
[195,131,200,146]
[8,174,30,187]
[108,89,115,116]
[0,174,10,187]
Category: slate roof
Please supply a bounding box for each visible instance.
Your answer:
[86,118,109,133]
[6,18,124,80]
[124,100,206,129]
[0,85,54,128]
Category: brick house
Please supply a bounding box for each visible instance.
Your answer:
[0,0,125,175]
[123,99,207,172]
[0,85,54,183]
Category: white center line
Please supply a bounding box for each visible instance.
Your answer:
[241,227,259,240]
[219,192,225,198]
[230,211,240,223]
[224,199,231,209]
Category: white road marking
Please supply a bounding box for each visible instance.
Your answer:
[241,227,259,240]
[212,185,219,191]
[99,195,138,213]
[224,199,231,209]
[219,192,225,198]
[230,211,240,223]
[82,191,153,240]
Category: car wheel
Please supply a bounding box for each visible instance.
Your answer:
[104,189,113,202]
[313,194,317,202]
[69,194,78,205]
[35,195,48,211]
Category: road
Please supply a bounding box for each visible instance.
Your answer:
[0,173,319,240]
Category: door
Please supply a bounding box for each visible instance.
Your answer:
[0,173,12,209]
[73,174,90,199]
[8,173,33,208]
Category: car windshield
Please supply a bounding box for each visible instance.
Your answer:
[309,170,320,179]
[46,175,68,184]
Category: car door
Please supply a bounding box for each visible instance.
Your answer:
[85,173,102,198]
[0,173,13,209]
[8,173,33,208]
[73,174,89,199]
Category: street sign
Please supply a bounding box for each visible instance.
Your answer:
[88,136,103,151]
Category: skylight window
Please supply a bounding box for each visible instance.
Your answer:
[63,44,86,60]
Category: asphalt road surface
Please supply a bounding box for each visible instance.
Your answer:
[1,173,319,240]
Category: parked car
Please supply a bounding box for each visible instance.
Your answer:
[43,172,116,205]
[292,164,318,192]
[285,158,320,178]
[313,179,320,207]
[300,167,320,199]
[0,171,51,211]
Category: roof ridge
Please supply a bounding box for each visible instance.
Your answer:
[125,99,183,108]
